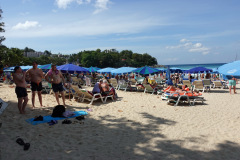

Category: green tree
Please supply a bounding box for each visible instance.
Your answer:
[0,8,5,46]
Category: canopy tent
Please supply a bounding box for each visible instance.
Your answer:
[218,60,240,79]
[57,64,89,74]
[185,67,212,73]
[132,66,159,75]
[97,67,115,73]
[88,66,101,73]
[111,67,137,74]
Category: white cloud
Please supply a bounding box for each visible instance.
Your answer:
[93,0,111,14]
[55,0,85,9]
[180,38,189,43]
[166,39,210,55]
[12,21,40,30]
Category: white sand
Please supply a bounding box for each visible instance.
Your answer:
[0,83,240,160]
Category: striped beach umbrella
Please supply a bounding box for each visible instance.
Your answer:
[88,66,101,72]
[132,66,159,75]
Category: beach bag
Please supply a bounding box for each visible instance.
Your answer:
[51,105,66,117]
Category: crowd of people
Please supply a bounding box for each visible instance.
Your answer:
[0,63,237,114]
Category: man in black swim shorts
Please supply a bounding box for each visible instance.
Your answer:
[26,62,44,108]
[13,66,29,114]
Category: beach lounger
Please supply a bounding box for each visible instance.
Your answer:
[42,81,52,94]
[193,80,205,92]
[143,84,158,94]
[108,78,118,89]
[212,81,224,89]
[167,93,205,106]
[202,79,211,92]
[71,85,113,105]
[182,80,192,88]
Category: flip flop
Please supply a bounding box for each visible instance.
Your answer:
[24,143,30,151]
[16,138,25,146]
[62,119,72,124]
[76,115,85,121]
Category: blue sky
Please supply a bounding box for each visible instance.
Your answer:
[1,0,240,65]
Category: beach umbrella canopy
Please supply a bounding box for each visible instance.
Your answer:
[111,67,137,74]
[218,60,240,79]
[38,64,52,70]
[20,66,32,71]
[97,67,115,73]
[132,66,159,75]
[88,66,101,72]
[185,67,212,73]
[170,67,183,73]
[156,67,166,72]
[57,64,89,74]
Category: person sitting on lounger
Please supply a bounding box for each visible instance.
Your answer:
[100,79,116,99]
[92,79,103,94]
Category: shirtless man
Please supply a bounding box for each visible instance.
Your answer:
[13,66,28,114]
[26,62,44,108]
[45,64,66,106]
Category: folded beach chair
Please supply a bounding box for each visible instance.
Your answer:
[212,81,224,89]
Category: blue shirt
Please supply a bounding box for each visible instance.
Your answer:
[92,82,101,93]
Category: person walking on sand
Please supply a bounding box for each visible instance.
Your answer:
[45,64,66,106]
[13,66,28,114]
[228,75,237,94]
[26,62,44,108]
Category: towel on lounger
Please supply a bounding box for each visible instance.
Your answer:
[26,111,88,125]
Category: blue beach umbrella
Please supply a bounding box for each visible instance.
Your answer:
[170,67,183,73]
[38,64,52,70]
[185,67,212,73]
[97,67,115,73]
[88,66,101,73]
[20,65,32,71]
[57,64,89,74]
[111,67,137,74]
[218,60,240,79]
[132,66,159,75]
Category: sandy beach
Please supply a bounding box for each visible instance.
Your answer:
[0,83,240,160]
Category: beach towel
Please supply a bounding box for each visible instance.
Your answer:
[25,111,88,125]
[0,98,8,115]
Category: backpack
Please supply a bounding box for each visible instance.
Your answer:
[51,105,66,117]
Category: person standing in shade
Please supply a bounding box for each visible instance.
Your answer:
[13,66,28,114]
[45,64,66,106]
[26,62,44,108]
